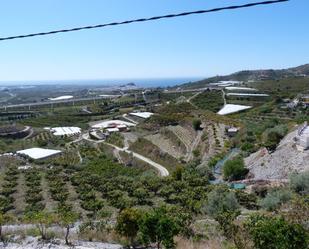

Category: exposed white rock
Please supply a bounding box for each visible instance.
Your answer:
[245,129,309,180]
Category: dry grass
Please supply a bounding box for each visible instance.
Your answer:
[175,237,227,249]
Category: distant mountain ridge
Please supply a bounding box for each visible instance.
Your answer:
[179,64,309,89]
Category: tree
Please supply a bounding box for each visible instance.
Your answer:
[139,207,180,249]
[192,119,202,131]
[25,211,56,240]
[115,208,142,247]
[223,157,248,181]
[108,190,134,210]
[0,212,12,241]
[205,186,240,219]
[58,206,79,245]
[246,214,308,249]
[133,188,150,205]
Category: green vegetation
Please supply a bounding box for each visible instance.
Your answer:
[259,188,292,211]
[25,211,56,240]
[58,207,79,245]
[145,102,195,129]
[263,124,288,151]
[290,171,309,195]
[254,77,309,98]
[116,208,141,246]
[205,186,240,219]
[207,152,225,168]
[106,132,124,148]
[130,137,183,171]
[223,157,248,181]
[191,90,224,112]
[139,207,181,249]
[192,119,202,131]
[246,214,308,249]
[1,78,309,248]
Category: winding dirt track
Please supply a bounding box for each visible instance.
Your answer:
[81,133,169,177]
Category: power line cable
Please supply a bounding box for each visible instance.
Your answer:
[0,0,288,41]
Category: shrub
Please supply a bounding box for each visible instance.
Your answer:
[223,157,248,181]
[246,214,308,249]
[208,153,225,168]
[235,190,258,210]
[263,124,288,151]
[240,142,255,153]
[192,119,202,131]
[205,186,240,218]
[259,188,292,211]
[192,149,200,158]
[290,171,309,195]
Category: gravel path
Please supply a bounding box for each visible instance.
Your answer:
[0,237,122,249]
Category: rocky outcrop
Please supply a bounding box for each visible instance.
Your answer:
[245,129,309,180]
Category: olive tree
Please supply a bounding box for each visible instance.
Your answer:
[115,208,142,246]
[58,206,79,245]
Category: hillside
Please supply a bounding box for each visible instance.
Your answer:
[245,129,309,180]
[178,63,309,89]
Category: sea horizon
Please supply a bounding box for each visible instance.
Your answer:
[0,77,205,88]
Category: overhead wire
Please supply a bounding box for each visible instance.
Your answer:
[0,0,288,41]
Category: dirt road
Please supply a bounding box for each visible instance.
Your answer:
[81,133,169,177]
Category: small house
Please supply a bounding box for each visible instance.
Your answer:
[227,127,239,137]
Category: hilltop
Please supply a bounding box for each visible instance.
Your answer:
[178,63,309,89]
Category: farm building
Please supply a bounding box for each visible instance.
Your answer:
[17,148,62,160]
[227,127,239,137]
[48,127,81,136]
[48,95,73,101]
[218,104,252,115]
[226,93,269,97]
[106,127,120,133]
[129,112,154,119]
[91,120,136,132]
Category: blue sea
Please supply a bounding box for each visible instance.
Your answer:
[0,77,204,88]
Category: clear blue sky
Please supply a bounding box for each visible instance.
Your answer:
[0,0,308,81]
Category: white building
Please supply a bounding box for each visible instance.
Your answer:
[17,148,62,160]
[129,112,154,119]
[227,127,239,137]
[92,120,136,129]
[49,127,81,136]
